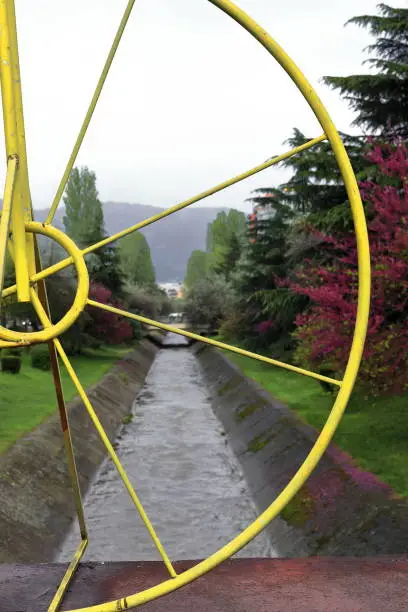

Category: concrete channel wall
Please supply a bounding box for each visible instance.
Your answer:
[2,336,408,564]
[0,340,158,563]
[194,343,408,557]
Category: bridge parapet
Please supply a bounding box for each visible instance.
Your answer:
[1,558,407,611]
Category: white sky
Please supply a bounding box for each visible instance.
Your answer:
[3,0,406,213]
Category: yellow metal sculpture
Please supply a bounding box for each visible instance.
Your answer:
[0,1,371,610]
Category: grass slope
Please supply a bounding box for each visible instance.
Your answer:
[227,353,408,498]
[0,345,132,455]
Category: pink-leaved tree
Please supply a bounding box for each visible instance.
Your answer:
[289,142,408,394]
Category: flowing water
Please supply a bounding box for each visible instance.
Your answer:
[57,335,275,562]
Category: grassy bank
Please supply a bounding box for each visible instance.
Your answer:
[0,345,132,455]
[226,352,408,498]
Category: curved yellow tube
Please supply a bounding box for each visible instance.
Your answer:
[2,133,327,301]
[61,0,370,610]
[0,0,371,610]
[0,222,89,343]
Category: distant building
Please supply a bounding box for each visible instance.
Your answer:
[252,193,277,222]
[247,192,276,242]
[158,282,184,299]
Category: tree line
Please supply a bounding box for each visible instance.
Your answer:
[184,4,408,396]
[2,166,171,354]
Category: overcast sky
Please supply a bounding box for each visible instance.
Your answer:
[2,0,406,214]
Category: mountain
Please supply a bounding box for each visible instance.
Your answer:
[34,202,228,282]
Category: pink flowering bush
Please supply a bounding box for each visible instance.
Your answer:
[289,142,408,394]
[87,282,133,345]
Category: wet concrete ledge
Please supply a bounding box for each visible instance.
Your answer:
[194,343,408,556]
[146,329,194,348]
[0,340,158,564]
[146,329,216,348]
[1,557,407,611]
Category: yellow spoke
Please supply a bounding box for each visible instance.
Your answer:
[48,539,88,612]
[0,2,31,302]
[46,0,137,225]
[1,256,74,299]
[28,242,89,612]
[81,133,327,255]
[2,133,326,301]
[31,300,176,578]
[31,290,177,579]
[0,155,18,305]
[87,299,342,387]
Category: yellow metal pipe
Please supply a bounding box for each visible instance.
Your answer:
[0,2,17,151]
[87,299,341,387]
[48,538,88,612]
[0,172,32,348]
[31,291,177,580]
[30,231,88,612]
[207,0,370,398]
[6,0,36,283]
[2,133,327,300]
[0,222,89,343]
[0,0,370,608]
[0,0,30,301]
[0,155,18,303]
[46,0,137,225]
[54,330,178,578]
[63,1,370,609]
[31,249,88,539]
[58,409,88,540]
[80,134,327,254]
[1,255,70,299]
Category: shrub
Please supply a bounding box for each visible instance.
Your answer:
[31,345,51,371]
[126,285,173,320]
[7,346,22,356]
[184,276,234,329]
[218,310,249,343]
[128,320,143,342]
[1,355,22,374]
[126,289,158,319]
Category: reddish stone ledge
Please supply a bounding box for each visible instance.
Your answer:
[1,557,408,611]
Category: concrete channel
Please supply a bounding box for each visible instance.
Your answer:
[56,333,275,562]
[2,334,408,611]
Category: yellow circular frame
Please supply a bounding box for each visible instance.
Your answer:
[0,0,371,609]
[54,1,371,610]
[0,222,89,344]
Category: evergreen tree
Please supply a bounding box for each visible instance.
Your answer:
[211,232,243,281]
[206,209,246,280]
[63,167,104,247]
[89,243,125,295]
[323,4,408,139]
[276,128,366,216]
[63,166,124,295]
[184,250,209,288]
[232,194,304,349]
[206,209,246,252]
[118,232,156,287]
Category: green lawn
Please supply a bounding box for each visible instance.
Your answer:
[227,352,408,498]
[0,345,132,455]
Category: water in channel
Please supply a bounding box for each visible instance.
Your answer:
[57,334,275,562]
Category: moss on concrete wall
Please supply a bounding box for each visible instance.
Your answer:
[194,344,408,557]
[0,341,158,563]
